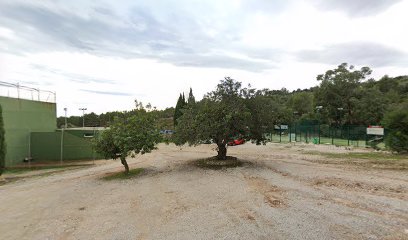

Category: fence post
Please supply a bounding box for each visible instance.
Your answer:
[294,124,297,142]
[60,129,64,165]
[279,127,282,143]
[299,130,301,143]
[289,126,291,142]
[331,127,334,145]
[365,132,368,147]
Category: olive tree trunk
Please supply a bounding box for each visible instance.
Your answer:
[120,156,129,174]
[217,143,227,160]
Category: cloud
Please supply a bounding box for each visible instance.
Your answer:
[296,42,408,67]
[0,1,280,72]
[157,53,276,72]
[79,89,133,96]
[240,0,291,14]
[30,64,115,84]
[312,0,402,17]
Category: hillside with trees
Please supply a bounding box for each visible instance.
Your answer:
[59,63,408,152]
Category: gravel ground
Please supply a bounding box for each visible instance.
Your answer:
[0,143,407,240]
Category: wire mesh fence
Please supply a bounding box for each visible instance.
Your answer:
[266,124,386,148]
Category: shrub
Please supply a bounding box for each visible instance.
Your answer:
[383,105,408,153]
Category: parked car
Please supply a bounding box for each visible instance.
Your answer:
[160,129,174,135]
[227,138,245,146]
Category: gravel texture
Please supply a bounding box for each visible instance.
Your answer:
[0,143,407,240]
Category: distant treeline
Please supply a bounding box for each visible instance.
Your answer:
[57,106,175,130]
[59,63,408,130]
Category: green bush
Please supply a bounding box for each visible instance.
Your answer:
[383,106,408,153]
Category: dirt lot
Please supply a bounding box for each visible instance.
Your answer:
[1,143,407,240]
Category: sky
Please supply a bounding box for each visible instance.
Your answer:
[0,0,407,116]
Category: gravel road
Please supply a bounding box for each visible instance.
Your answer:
[1,143,407,240]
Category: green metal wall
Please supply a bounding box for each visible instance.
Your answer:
[0,96,56,166]
[30,130,103,161]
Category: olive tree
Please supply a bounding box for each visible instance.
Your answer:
[94,109,161,174]
[174,77,274,160]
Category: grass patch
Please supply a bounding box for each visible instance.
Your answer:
[195,156,244,170]
[306,151,407,161]
[4,164,91,175]
[305,151,408,170]
[102,168,145,180]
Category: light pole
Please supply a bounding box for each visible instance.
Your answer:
[63,107,67,128]
[316,106,323,144]
[336,108,344,126]
[79,108,87,128]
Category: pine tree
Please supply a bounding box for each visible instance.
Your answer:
[0,105,6,176]
[188,87,196,104]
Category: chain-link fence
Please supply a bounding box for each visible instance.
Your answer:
[266,124,386,148]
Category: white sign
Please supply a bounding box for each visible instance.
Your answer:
[367,127,384,135]
[280,125,288,130]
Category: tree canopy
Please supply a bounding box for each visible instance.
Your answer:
[316,63,372,125]
[383,103,408,153]
[174,77,274,159]
[94,107,161,174]
[174,93,186,127]
[188,87,196,105]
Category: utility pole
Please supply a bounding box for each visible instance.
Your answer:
[64,107,68,128]
[79,108,87,128]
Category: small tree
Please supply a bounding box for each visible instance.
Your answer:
[383,104,408,153]
[0,105,5,176]
[94,108,161,174]
[174,77,274,160]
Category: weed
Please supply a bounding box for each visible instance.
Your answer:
[101,168,145,180]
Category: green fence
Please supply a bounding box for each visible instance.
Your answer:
[30,129,103,162]
[266,124,385,148]
[0,96,56,166]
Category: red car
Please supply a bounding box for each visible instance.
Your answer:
[227,138,245,146]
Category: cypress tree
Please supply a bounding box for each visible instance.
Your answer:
[0,105,6,176]
[188,87,196,104]
[174,94,184,127]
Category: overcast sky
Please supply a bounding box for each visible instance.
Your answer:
[1,0,407,116]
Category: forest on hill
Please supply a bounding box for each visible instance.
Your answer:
[59,63,408,131]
